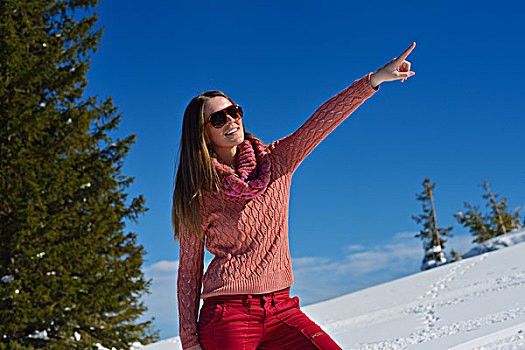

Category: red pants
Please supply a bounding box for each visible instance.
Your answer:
[197,288,342,349]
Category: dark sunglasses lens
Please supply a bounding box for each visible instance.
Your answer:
[209,105,243,128]
[210,111,227,128]
[229,105,243,118]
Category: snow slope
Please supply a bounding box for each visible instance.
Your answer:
[463,229,525,259]
[138,231,525,349]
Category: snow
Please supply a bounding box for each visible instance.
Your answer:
[134,337,182,350]
[427,245,443,253]
[135,230,525,349]
[463,229,525,258]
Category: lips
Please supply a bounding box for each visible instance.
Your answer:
[225,127,239,136]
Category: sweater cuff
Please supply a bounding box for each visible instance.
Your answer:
[365,72,380,92]
[181,333,200,349]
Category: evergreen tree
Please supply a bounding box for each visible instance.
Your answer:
[0,1,156,348]
[455,180,522,244]
[481,179,522,236]
[412,178,452,270]
[455,203,492,243]
[449,249,463,263]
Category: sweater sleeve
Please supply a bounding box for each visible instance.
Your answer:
[269,72,379,173]
[177,226,205,349]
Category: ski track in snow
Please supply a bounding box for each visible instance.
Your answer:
[410,254,487,329]
[473,331,525,350]
[350,306,525,349]
[448,322,525,350]
[324,250,525,349]
[322,256,487,334]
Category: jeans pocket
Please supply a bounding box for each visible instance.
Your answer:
[300,324,342,350]
[292,296,300,307]
[198,303,225,331]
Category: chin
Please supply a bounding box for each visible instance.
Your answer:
[234,132,245,145]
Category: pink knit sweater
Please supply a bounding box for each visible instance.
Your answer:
[177,73,378,349]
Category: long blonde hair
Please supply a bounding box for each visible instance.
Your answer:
[172,91,252,241]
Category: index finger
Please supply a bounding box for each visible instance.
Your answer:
[397,42,416,62]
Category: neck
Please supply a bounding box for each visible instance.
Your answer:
[216,146,237,167]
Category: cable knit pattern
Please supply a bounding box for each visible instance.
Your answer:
[177,73,379,349]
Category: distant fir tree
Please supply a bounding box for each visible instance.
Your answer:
[481,179,522,235]
[455,203,492,244]
[412,178,453,270]
[0,1,156,349]
[449,249,463,263]
[456,180,522,244]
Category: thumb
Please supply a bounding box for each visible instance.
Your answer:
[400,71,416,82]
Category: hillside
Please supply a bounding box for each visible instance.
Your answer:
[138,230,525,349]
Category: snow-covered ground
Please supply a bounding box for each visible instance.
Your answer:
[137,230,525,349]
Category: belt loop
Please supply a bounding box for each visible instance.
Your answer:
[243,294,252,307]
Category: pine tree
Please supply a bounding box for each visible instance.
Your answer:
[455,203,492,243]
[412,178,453,270]
[481,179,522,236]
[0,1,156,348]
[455,180,522,244]
[449,249,463,263]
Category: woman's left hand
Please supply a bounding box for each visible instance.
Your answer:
[370,42,416,89]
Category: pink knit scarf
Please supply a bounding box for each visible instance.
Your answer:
[212,135,271,200]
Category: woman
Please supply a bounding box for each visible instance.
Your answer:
[173,42,416,350]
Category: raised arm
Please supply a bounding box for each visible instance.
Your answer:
[269,42,416,173]
[270,73,378,173]
[177,228,205,349]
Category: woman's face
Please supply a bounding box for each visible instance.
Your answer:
[203,96,244,151]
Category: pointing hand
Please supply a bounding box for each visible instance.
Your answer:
[370,42,416,89]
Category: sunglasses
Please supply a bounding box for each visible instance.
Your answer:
[205,104,243,128]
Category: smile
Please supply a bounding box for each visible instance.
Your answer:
[225,127,239,136]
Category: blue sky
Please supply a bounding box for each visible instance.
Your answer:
[85,0,525,339]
